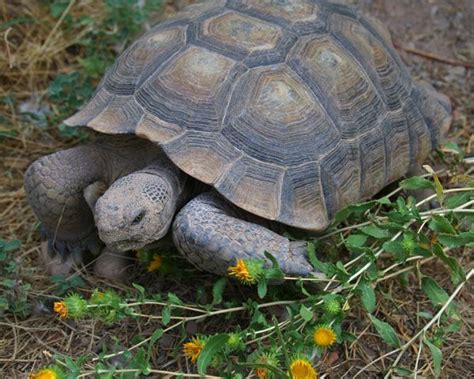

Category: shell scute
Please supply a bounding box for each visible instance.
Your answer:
[290,34,384,139]
[104,26,186,96]
[135,46,238,132]
[222,65,340,167]
[202,11,283,54]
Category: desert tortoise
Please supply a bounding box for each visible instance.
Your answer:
[25,0,451,278]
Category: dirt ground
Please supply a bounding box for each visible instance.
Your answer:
[0,0,473,378]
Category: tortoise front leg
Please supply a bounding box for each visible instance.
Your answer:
[24,137,157,265]
[172,192,316,277]
[25,145,109,259]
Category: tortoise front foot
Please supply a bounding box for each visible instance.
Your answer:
[92,248,134,281]
[40,239,130,281]
[172,192,315,278]
[39,241,83,276]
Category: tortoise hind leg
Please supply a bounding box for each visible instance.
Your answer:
[172,192,315,277]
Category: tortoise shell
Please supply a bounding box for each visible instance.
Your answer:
[65,0,450,231]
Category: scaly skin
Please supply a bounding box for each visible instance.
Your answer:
[94,157,188,253]
[24,136,159,259]
[173,192,316,277]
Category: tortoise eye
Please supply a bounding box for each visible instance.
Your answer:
[132,211,146,225]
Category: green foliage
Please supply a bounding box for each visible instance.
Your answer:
[424,337,442,378]
[369,314,401,347]
[357,279,376,313]
[51,273,86,296]
[197,334,229,374]
[44,0,163,135]
[12,163,472,377]
[0,239,31,318]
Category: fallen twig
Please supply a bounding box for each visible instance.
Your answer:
[394,42,474,69]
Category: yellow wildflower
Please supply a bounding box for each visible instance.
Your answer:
[289,357,318,379]
[28,367,64,379]
[183,337,205,363]
[53,301,68,320]
[313,324,337,348]
[95,291,105,300]
[228,259,257,284]
[256,367,269,379]
[147,254,162,272]
[254,351,278,379]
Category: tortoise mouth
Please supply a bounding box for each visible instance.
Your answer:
[104,238,144,252]
[100,227,169,252]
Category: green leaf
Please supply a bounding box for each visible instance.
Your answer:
[421,277,449,306]
[346,234,368,247]
[421,277,458,318]
[383,241,404,254]
[417,311,433,319]
[424,337,442,377]
[429,215,456,235]
[167,292,183,305]
[307,242,332,275]
[334,201,377,224]
[132,283,146,299]
[366,261,379,281]
[299,304,313,322]
[383,241,408,263]
[438,232,474,248]
[358,280,376,313]
[335,261,350,282]
[147,328,164,358]
[392,367,414,376]
[442,141,464,160]
[79,56,108,79]
[237,362,289,379]
[132,348,151,375]
[377,196,392,205]
[432,244,465,285]
[445,192,472,209]
[150,329,164,344]
[2,279,17,289]
[369,315,401,347]
[341,331,357,343]
[257,279,267,299]
[263,251,284,280]
[360,225,390,239]
[433,174,444,205]
[444,320,461,333]
[1,240,21,252]
[400,176,434,190]
[0,16,32,31]
[161,306,171,326]
[212,278,227,305]
[197,334,229,374]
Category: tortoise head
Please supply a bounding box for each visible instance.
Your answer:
[95,172,176,252]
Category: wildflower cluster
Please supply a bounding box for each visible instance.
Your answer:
[313,324,337,348]
[52,289,129,324]
[28,366,65,379]
[136,249,164,272]
[53,293,87,320]
[36,168,472,377]
[228,258,266,285]
[183,336,206,363]
[289,357,318,379]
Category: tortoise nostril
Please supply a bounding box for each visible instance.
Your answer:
[131,210,146,225]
